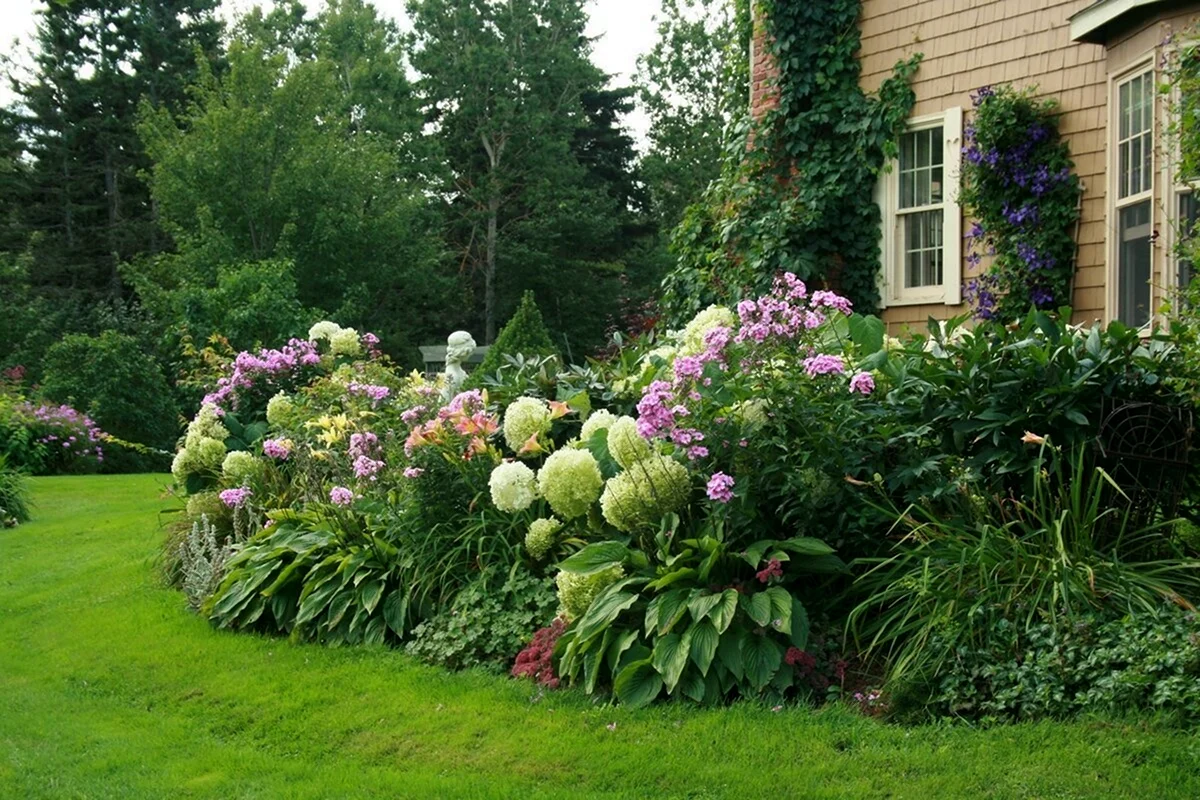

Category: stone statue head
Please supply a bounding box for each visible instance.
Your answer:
[445,330,477,365]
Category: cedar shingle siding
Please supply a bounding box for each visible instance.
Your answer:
[751,1,1200,332]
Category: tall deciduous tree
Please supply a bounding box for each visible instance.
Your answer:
[133,0,451,361]
[636,0,749,229]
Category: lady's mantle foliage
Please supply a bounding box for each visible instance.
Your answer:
[961,85,1082,320]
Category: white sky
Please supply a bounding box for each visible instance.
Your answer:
[0,0,657,142]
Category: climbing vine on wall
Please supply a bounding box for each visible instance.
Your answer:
[661,0,921,324]
[960,85,1081,320]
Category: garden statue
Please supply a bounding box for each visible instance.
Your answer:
[442,330,476,400]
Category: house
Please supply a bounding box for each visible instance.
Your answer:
[749,0,1200,332]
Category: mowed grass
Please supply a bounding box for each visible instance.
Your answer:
[2,477,1199,799]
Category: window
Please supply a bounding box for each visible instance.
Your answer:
[878,108,962,306]
[1172,45,1200,294]
[1112,66,1155,328]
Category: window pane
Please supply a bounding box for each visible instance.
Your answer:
[915,168,930,206]
[931,166,943,203]
[916,128,931,168]
[1130,137,1142,195]
[1180,192,1199,289]
[900,132,915,170]
[1118,200,1152,327]
[903,209,943,289]
[1120,80,1130,140]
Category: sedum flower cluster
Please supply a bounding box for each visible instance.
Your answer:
[489,461,539,512]
[524,516,562,560]
[556,565,624,622]
[537,449,603,519]
[599,455,691,533]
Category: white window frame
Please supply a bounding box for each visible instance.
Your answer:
[1165,41,1200,298]
[1106,58,1157,328]
[877,107,963,308]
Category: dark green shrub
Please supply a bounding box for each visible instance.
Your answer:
[931,607,1200,722]
[406,565,557,672]
[0,454,30,526]
[41,330,180,466]
[475,290,558,377]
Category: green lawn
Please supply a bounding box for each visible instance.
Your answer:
[2,476,1198,799]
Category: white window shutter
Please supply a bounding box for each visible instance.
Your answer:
[943,106,963,306]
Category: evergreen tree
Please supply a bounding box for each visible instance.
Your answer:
[475,289,558,376]
[408,0,645,355]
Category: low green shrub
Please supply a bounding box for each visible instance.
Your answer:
[930,607,1200,722]
[474,290,559,378]
[0,454,30,526]
[406,565,557,672]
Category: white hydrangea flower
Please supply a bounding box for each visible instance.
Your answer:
[329,327,362,357]
[537,448,603,519]
[488,461,539,512]
[266,392,295,427]
[580,409,617,443]
[607,416,650,469]
[503,396,552,453]
[678,305,736,356]
[308,320,342,341]
[222,450,262,484]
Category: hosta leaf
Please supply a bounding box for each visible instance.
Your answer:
[583,630,612,694]
[741,592,773,627]
[556,541,629,575]
[652,632,690,694]
[687,619,719,676]
[646,567,697,591]
[742,633,783,691]
[359,579,384,614]
[655,588,690,635]
[606,628,640,674]
[741,539,775,567]
[777,537,835,556]
[711,589,738,634]
[678,668,707,703]
[687,591,724,624]
[790,597,811,651]
[573,589,639,645]
[382,590,407,636]
[716,627,746,681]
[614,659,663,708]
[325,589,355,630]
[764,587,792,636]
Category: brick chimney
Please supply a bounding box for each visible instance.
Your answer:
[749,3,778,121]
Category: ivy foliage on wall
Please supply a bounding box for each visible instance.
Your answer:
[960,85,1081,321]
[661,0,921,325]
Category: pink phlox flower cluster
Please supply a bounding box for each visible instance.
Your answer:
[415,385,440,399]
[329,486,355,505]
[849,371,875,395]
[347,382,390,403]
[810,290,854,316]
[262,438,291,460]
[670,427,704,446]
[635,380,676,440]
[803,354,846,377]
[403,467,424,478]
[361,332,382,359]
[400,405,427,426]
[203,338,320,409]
[349,432,384,480]
[756,558,783,583]
[442,389,485,417]
[219,487,252,508]
[706,471,735,503]
[24,402,106,461]
[686,446,709,460]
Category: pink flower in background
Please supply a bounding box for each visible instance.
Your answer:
[706,472,735,503]
[219,487,252,508]
[803,354,845,377]
[329,486,354,505]
[401,406,427,426]
[347,382,390,404]
[849,372,875,395]
[262,438,291,460]
[403,467,424,478]
[756,558,783,583]
[810,290,853,315]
